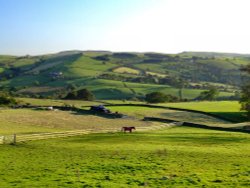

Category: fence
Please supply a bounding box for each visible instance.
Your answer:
[143,117,250,134]
[0,128,116,144]
[0,124,170,144]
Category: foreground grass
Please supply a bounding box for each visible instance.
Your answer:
[0,127,249,187]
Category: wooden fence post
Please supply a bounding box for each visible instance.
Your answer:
[13,134,16,145]
[0,136,4,144]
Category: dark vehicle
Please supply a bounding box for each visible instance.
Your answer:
[90,105,111,113]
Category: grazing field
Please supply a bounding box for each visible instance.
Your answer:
[17,98,103,107]
[0,109,153,135]
[107,106,230,126]
[159,101,247,122]
[15,98,248,125]
[0,127,249,187]
[113,67,140,75]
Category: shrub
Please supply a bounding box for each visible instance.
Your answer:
[0,92,17,106]
[196,87,219,101]
[64,88,95,101]
[145,92,178,103]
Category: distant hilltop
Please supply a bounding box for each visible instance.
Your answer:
[2,50,250,58]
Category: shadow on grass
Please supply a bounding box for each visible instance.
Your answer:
[156,135,248,145]
[51,106,123,119]
[210,112,248,123]
[159,111,227,124]
[70,110,121,119]
[64,131,249,145]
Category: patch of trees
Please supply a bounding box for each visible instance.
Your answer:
[93,55,110,61]
[196,87,219,101]
[158,59,243,86]
[98,73,159,84]
[144,53,168,59]
[143,59,163,63]
[0,92,18,106]
[64,88,95,101]
[112,53,137,59]
[240,64,250,118]
[143,53,181,62]
[145,92,179,103]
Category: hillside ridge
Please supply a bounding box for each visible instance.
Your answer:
[0,50,249,100]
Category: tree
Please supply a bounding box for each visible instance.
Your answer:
[197,87,219,101]
[0,92,17,106]
[240,64,250,118]
[145,92,178,103]
[76,88,95,101]
[64,91,77,99]
[64,88,95,101]
[66,84,77,92]
[176,78,188,101]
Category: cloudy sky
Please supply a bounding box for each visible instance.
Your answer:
[1,0,250,55]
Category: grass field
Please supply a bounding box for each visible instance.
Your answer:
[0,127,249,187]
[113,67,140,75]
[0,109,154,135]
[16,98,248,123]
[159,101,247,122]
[17,98,103,107]
[107,106,229,126]
[0,98,249,187]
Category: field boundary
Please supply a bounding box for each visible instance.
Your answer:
[103,103,243,123]
[143,117,250,134]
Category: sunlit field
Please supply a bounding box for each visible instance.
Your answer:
[0,127,249,187]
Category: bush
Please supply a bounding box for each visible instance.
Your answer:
[240,64,250,119]
[196,87,219,101]
[0,92,17,106]
[145,92,178,103]
[64,88,95,101]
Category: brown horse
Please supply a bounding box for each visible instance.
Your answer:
[121,126,136,133]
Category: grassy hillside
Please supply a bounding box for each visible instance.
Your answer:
[0,127,249,187]
[0,51,249,100]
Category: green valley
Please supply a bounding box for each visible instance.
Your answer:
[1,51,249,100]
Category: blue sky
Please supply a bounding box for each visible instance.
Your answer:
[1,0,250,55]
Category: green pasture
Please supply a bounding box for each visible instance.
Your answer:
[0,127,249,187]
[11,58,38,68]
[63,56,116,78]
[16,98,247,124]
[107,106,230,126]
[17,98,102,107]
[0,55,16,64]
[159,101,241,112]
[0,67,4,73]
[83,79,233,100]
[159,101,247,122]
[113,67,140,75]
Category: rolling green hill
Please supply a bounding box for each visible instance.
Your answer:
[0,51,249,100]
